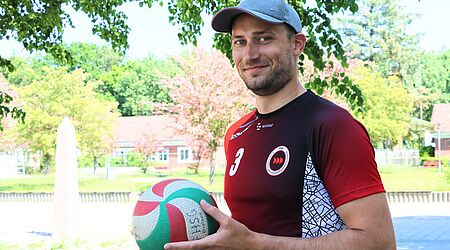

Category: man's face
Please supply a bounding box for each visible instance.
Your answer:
[231,14,297,96]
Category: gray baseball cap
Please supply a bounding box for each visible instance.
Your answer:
[211,0,302,33]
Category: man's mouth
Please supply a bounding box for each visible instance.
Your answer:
[243,65,269,74]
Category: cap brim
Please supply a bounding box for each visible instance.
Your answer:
[211,7,284,33]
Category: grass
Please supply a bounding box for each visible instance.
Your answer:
[379,165,450,191]
[0,237,134,250]
[1,165,449,193]
[0,167,226,193]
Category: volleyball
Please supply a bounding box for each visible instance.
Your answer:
[132,179,219,250]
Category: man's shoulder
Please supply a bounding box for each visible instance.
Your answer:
[227,110,258,132]
[302,91,353,124]
[224,110,257,154]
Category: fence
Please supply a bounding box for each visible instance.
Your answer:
[0,191,449,203]
[375,149,421,166]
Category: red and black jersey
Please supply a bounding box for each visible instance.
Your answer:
[223,90,385,238]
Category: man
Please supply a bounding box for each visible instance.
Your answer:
[165,0,396,249]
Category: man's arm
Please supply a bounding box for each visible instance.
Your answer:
[164,193,396,250]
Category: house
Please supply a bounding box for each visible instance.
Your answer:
[0,114,220,176]
[430,104,450,157]
[113,115,198,168]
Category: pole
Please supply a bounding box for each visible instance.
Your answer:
[419,65,423,121]
[438,123,442,175]
[106,154,111,180]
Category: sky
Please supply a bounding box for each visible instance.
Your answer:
[0,0,449,60]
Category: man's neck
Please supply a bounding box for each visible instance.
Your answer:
[255,79,306,114]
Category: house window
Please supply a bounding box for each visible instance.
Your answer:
[150,149,169,162]
[158,149,169,162]
[177,147,193,163]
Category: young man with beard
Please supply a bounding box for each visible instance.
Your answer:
[165,0,396,249]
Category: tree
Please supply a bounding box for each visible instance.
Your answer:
[48,42,125,81]
[349,64,412,148]
[160,48,253,184]
[0,76,25,131]
[98,56,176,116]
[8,67,119,173]
[300,54,362,110]
[420,50,450,94]
[135,132,162,174]
[0,75,24,138]
[2,49,176,117]
[1,0,366,125]
[0,56,44,87]
[337,0,421,87]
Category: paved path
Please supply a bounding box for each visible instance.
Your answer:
[389,203,450,249]
[394,216,450,249]
[1,202,450,249]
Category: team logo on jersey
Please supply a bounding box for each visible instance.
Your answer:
[231,117,258,140]
[266,146,290,176]
[256,122,273,131]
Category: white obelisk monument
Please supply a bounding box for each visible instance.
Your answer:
[54,117,79,238]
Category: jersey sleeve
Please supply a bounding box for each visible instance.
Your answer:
[224,110,257,156]
[311,108,385,208]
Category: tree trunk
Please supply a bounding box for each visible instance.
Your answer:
[209,150,216,185]
[41,153,51,174]
[93,155,97,174]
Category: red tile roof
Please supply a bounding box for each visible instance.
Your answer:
[431,103,450,132]
[114,115,190,143]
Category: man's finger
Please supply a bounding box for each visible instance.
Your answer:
[164,241,194,250]
[164,236,211,250]
[200,199,229,223]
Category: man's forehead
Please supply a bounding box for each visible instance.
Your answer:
[231,14,284,35]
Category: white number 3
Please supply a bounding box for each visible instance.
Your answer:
[229,148,244,176]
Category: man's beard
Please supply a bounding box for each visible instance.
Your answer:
[239,58,294,96]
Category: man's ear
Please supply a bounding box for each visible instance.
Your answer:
[293,33,307,56]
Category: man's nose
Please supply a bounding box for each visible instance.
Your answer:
[243,43,260,61]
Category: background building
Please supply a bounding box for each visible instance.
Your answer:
[430,104,450,157]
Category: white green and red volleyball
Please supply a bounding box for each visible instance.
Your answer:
[132,179,219,250]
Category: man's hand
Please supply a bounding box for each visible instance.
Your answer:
[164,200,256,250]
[164,193,396,250]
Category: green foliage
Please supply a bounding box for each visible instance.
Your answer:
[98,56,177,116]
[420,50,450,93]
[0,57,43,87]
[2,45,177,117]
[1,0,368,125]
[337,0,421,87]
[0,0,132,66]
[0,0,133,127]
[419,50,450,116]
[350,65,412,148]
[8,67,119,172]
[0,72,26,131]
[0,90,25,131]
[419,145,434,157]
[126,151,145,167]
[78,154,130,168]
[49,42,126,81]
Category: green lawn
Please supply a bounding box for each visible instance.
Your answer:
[0,166,449,193]
[0,167,226,193]
[379,165,450,191]
[0,237,133,250]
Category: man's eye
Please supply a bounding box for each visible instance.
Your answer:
[258,36,271,42]
[233,40,246,46]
